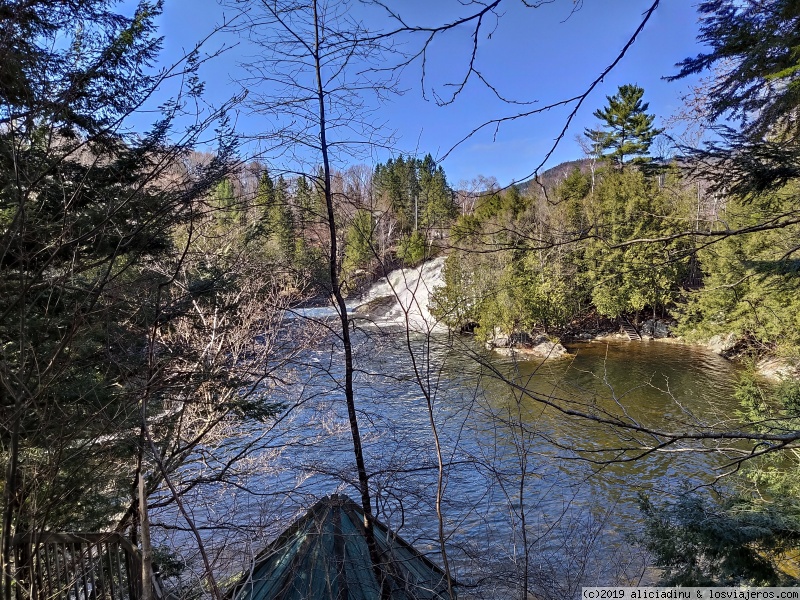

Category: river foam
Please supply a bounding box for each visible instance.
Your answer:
[350,256,447,332]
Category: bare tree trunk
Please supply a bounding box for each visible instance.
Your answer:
[1,395,19,600]
[406,336,455,599]
[513,389,530,599]
[138,473,154,600]
[139,264,224,600]
[310,1,385,595]
[143,421,222,600]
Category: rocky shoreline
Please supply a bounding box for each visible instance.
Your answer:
[483,319,799,381]
[483,318,677,360]
[484,329,569,359]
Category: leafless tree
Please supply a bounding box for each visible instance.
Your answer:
[219,0,405,594]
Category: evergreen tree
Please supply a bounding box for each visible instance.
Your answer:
[639,2,800,584]
[583,169,688,321]
[397,229,427,265]
[476,254,576,336]
[671,0,800,145]
[374,155,421,233]
[558,168,592,233]
[343,209,375,274]
[294,174,315,235]
[214,177,239,224]
[290,174,330,291]
[670,0,800,196]
[640,376,800,586]
[255,169,276,235]
[373,154,455,253]
[313,165,330,222]
[429,253,478,329]
[270,175,296,260]
[419,154,457,229]
[0,0,237,584]
[584,84,662,169]
[501,186,527,220]
[676,183,800,353]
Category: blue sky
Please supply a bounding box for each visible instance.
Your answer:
[148,0,705,186]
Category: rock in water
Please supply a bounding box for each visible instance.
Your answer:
[485,330,568,359]
[527,336,568,358]
[641,319,672,338]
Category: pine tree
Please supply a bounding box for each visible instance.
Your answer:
[0,0,236,581]
[419,154,457,229]
[374,155,421,233]
[343,209,375,274]
[397,229,426,265]
[584,84,662,169]
[294,174,315,236]
[270,175,296,260]
[255,169,276,236]
[669,0,800,196]
[671,0,800,143]
[213,177,238,224]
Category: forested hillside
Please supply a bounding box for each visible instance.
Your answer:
[429,79,800,366]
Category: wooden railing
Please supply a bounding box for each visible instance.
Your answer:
[11,532,156,600]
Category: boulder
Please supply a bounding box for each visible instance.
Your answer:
[487,331,568,359]
[492,347,515,357]
[511,331,534,346]
[641,319,672,339]
[527,337,568,358]
[707,332,738,354]
[756,357,800,381]
[352,295,395,317]
[485,327,511,349]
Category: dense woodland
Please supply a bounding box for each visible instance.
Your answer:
[3,0,800,597]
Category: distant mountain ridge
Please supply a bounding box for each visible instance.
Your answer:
[515,158,592,195]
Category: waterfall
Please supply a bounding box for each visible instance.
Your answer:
[351,256,447,332]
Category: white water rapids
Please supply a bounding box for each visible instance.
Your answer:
[350,255,447,332]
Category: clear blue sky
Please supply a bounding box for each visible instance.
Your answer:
[148,0,704,186]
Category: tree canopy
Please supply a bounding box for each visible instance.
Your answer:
[0,1,269,597]
[671,0,800,197]
[584,84,662,168]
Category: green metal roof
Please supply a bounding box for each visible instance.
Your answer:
[230,495,456,600]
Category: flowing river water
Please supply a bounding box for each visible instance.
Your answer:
[230,326,743,594]
[153,261,747,596]
[323,334,738,562]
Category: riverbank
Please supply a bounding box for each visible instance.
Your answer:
[608,332,797,382]
[307,255,800,382]
[484,329,570,358]
[486,317,800,382]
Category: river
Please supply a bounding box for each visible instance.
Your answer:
[233,328,741,595]
[151,264,746,598]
